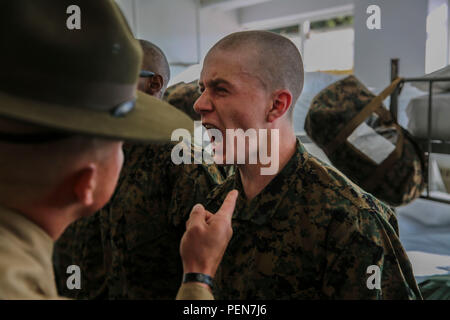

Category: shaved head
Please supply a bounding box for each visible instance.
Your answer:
[205,31,304,116]
[138,39,170,91]
[0,118,121,207]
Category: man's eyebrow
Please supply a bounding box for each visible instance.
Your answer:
[207,78,232,88]
[198,78,234,92]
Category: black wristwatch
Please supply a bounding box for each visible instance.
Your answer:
[182,273,214,290]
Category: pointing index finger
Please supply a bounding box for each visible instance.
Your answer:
[215,189,239,221]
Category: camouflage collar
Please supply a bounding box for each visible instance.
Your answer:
[231,138,309,225]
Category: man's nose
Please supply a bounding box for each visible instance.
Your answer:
[194,90,213,114]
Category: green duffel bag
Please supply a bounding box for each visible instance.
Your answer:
[304,75,426,207]
[419,275,450,300]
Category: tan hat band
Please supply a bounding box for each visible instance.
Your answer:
[0,74,137,113]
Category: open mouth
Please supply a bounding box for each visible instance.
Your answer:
[202,123,221,144]
[203,123,218,130]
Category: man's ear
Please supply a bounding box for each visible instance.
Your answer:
[73,164,97,207]
[267,90,292,123]
[147,75,164,96]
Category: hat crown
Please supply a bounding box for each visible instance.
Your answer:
[0,0,142,110]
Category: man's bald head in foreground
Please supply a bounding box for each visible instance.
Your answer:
[0,118,123,238]
[205,31,304,118]
[138,39,170,98]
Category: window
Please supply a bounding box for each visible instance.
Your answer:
[303,15,354,73]
[269,15,354,73]
[426,0,448,74]
[268,24,302,53]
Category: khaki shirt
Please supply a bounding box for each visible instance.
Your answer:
[0,205,213,300]
[0,205,58,299]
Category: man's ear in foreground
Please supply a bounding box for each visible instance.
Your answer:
[73,163,98,208]
[267,89,293,123]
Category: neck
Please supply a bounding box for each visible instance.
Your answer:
[2,200,81,241]
[25,208,78,240]
[238,130,297,201]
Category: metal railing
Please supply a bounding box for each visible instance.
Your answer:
[390,59,450,205]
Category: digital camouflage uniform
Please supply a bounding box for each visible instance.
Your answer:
[164,81,201,121]
[53,210,107,299]
[54,141,227,299]
[202,139,422,299]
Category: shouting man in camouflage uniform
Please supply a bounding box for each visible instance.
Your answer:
[54,40,228,299]
[192,31,422,299]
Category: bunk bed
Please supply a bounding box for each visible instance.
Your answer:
[389,59,450,205]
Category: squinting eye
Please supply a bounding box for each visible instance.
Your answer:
[216,87,227,93]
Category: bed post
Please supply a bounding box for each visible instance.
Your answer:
[390,58,399,122]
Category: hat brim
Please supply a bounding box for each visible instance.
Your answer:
[0,90,194,143]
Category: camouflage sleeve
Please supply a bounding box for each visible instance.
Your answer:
[53,211,107,299]
[321,208,421,299]
[168,164,219,227]
[168,142,229,227]
[53,223,77,296]
[108,143,185,299]
[163,81,201,121]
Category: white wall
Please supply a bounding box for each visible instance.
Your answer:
[199,7,241,59]
[353,0,427,88]
[115,0,240,70]
[136,0,199,64]
[115,0,137,34]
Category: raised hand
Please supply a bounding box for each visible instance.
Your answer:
[180,190,238,280]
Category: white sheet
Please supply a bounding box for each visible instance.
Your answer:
[406,92,450,140]
[347,122,396,165]
[406,251,450,283]
[411,64,450,93]
[397,198,450,283]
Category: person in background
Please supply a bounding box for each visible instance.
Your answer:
[137,39,171,99]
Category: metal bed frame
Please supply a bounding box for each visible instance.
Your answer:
[390,58,450,205]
